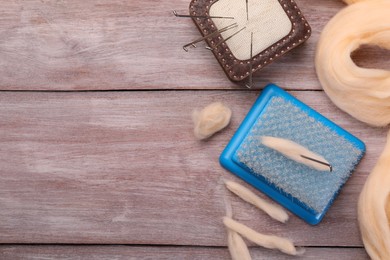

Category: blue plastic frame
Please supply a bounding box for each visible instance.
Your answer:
[220,84,366,225]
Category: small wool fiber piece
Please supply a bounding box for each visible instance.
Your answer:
[225,180,289,223]
[224,188,252,260]
[223,217,304,256]
[192,102,232,140]
[227,230,252,260]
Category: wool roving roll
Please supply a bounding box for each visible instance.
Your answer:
[315,0,390,127]
[358,131,390,260]
[316,1,390,259]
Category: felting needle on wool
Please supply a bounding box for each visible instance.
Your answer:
[225,180,289,223]
[260,136,332,172]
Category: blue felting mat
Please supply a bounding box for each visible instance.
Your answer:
[220,84,365,225]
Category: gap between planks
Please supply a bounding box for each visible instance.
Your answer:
[0,245,370,260]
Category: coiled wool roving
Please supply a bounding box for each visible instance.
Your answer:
[316,1,390,259]
[315,0,390,127]
[358,132,390,260]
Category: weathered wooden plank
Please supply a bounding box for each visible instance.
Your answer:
[0,245,369,260]
[2,0,386,90]
[0,90,386,246]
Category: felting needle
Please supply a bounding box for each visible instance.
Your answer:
[301,155,333,172]
[245,32,253,89]
[205,27,246,50]
[260,136,332,172]
[183,23,238,52]
[173,10,234,19]
[246,0,249,21]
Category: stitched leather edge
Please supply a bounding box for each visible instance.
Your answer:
[189,0,312,82]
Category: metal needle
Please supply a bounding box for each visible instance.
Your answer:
[246,0,249,20]
[245,32,253,88]
[205,27,246,50]
[183,23,238,52]
[173,10,234,19]
[300,155,333,172]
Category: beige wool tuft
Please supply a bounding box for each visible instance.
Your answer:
[192,102,232,140]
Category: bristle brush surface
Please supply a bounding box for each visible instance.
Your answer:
[220,84,365,224]
[259,136,332,172]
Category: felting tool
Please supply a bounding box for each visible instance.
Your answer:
[220,84,366,225]
[182,23,238,52]
[172,10,234,19]
[184,0,311,84]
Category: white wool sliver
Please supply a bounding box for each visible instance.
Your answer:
[260,136,331,172]
[227,230,252,260]
[223,217,304,256]
[224,188,252,260]
[192,102,232,140]
[225,180,289,223]
[358,131,390,260]
[315,0,390,127]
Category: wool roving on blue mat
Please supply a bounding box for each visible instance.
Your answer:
[220,84,365,225]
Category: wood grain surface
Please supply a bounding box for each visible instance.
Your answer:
[1,0,387,258]
[1,0,387,90]
[0,91,387,249]
[0,246,369,260]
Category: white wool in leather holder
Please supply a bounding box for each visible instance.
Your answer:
[209,0,292,60]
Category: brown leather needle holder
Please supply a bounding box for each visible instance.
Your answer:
[189,0,311,82]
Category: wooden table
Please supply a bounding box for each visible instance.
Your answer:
[1,0,388,258]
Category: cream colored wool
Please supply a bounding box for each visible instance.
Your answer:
[358,131,390,260]
[224,190,252,260]
[315,0,390,127]
[223,217,303,256]
[316,0,390,258]
[225,180,289,223]
[192,102,232,140]
[342,0,369,4]
[227,230,252,260]
[260,136,331,171]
